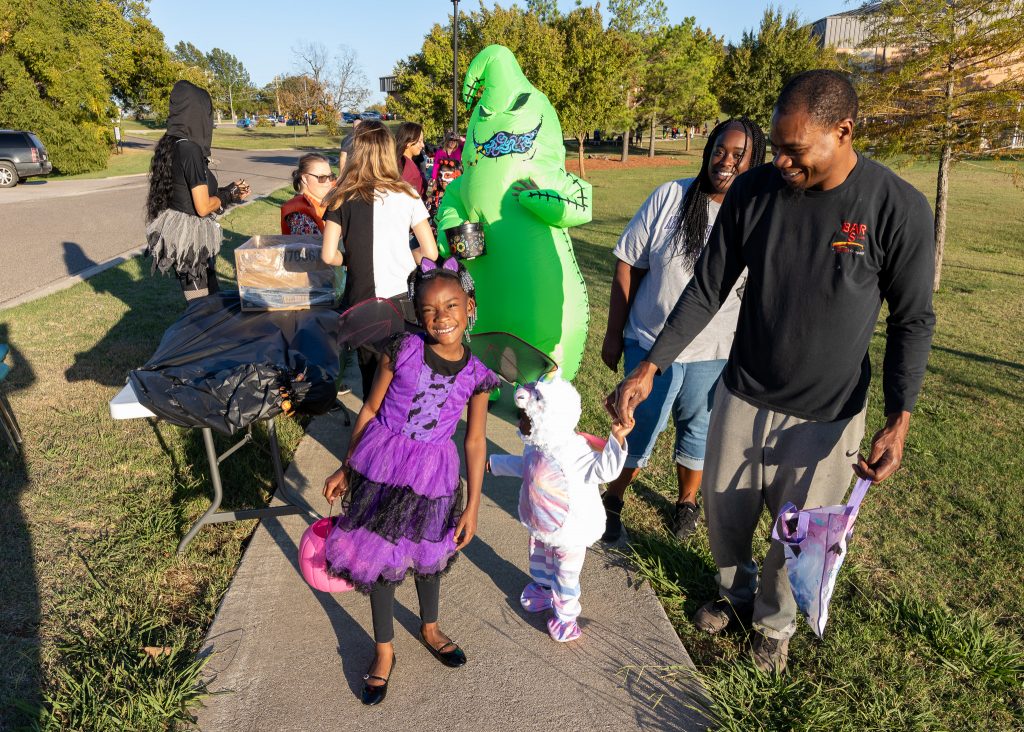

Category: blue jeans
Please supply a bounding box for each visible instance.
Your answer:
[623,339,726,471]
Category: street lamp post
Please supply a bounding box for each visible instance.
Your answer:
[452,0,459,136]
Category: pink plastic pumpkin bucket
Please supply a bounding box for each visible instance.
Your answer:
[298,517,353,593]
[578,432,608,452]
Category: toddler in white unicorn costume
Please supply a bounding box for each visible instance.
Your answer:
[488,376,632,642]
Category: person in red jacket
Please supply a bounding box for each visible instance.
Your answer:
[281,153,335,235]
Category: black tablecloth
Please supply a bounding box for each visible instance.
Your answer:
[129,293,340,434]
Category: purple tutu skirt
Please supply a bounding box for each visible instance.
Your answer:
[324,419,462,593]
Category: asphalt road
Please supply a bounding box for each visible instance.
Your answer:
[0,137,316,308]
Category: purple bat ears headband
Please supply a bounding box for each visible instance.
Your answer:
[408,257,477,302]
[420,257,460,274]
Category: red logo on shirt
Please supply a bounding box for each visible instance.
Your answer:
[832,220,868,254]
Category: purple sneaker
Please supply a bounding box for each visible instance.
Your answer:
[547,617,582,642]
[520,582,553,613]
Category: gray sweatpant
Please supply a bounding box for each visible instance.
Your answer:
[703,386,866,640]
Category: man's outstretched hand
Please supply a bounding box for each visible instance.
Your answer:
[854,411,912,483]
[605,361,658,427]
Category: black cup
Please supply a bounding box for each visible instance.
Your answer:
[445,222,487,260]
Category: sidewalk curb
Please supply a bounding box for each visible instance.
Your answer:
[0,245,145,310]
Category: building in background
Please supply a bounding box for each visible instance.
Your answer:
[809,5,889,64]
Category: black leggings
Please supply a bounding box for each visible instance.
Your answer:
[177,258,219,301]
[356,347,379,400]
[368,574,441,643]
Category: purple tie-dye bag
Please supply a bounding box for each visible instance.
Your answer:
[771,477,871,639]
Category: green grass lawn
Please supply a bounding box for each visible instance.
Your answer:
[51,149,154,181]
[210,121,403,151]
[212,124,341,151]
[570,157,1024,730]
[1,157,1021,729]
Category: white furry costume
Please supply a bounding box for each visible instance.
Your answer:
[489,377,625,641]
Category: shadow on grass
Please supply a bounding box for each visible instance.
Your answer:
[931,343,1024,372]
[0,325,41,729]
[63,242,184,388]
[60,239,304,539]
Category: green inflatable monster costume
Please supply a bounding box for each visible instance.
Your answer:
[436,45,592,380]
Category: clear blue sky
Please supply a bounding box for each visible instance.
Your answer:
[148,0,851,105]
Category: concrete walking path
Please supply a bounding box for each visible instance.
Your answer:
[193,389,708,731]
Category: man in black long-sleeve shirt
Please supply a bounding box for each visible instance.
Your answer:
[607,71,935,672]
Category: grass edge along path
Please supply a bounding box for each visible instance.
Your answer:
[1,156,1022,729]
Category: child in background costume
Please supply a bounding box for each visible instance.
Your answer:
[322,257,498,705]
[488,377,632,642]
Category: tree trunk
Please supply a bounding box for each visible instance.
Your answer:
[577,134,586,179]
[933,141,951,292]
[648,115,655,158]
[621,129,629,163]
[685,128,690,152]
[228,85,235,122]
[933,71,956,292]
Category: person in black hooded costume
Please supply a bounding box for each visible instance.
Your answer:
[145,80,251,300]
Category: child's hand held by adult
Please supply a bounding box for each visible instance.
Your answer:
[610,416,635,446]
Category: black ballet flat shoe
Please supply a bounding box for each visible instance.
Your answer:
[420,633,467,668]
[360,655,396,706]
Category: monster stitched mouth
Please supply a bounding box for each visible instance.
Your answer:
[473,120,542,158]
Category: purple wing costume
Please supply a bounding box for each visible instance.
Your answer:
[325,333,499,592]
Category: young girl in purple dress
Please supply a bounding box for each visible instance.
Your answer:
[322,257,498,706]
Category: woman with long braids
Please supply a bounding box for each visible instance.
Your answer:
[145,80,250,300]
[599,117,766,543]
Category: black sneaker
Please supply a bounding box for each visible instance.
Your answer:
[601,493,624,543]
[337,383,352,396]
[670,501,700,541]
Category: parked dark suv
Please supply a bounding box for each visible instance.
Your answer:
[0,130,53,187]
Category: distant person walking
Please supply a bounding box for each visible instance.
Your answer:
[144,80,249,301]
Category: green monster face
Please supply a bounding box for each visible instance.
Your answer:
[436,45,592,382]
[461,46,566,173]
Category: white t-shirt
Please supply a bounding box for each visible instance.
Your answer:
[613,178,745,363]
[325,188,429,302]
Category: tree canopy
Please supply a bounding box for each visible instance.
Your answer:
[388,4,566,139]
[557,5,628,176]
[857,0,1024,290]
[637,20,724,155]
[0,0,215,173]
[716,7,839,130]
[1,0,118,173]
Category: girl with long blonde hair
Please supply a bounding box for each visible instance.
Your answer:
[320,120,439,396]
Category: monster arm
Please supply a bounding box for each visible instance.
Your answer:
[514,170,592,228]
[433,176,469,259]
